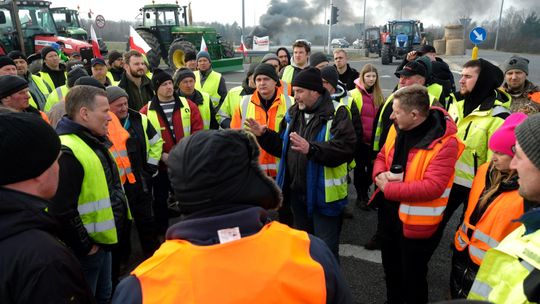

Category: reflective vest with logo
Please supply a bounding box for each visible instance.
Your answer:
[281,65,295,84]
[108,113,136,184]
[237,92,293,177]
[59,134,118,244]
[146,97,192,140]
[194,70,222,108]
[44,85,69,112]
[384,125,464,227]
[373,92,437,152]
[448,92,511,188]
[39,71,67,91]
[217,86,243,125]
[468,225,540,303]
[197,90,212,130]
[140,113,163,167]
[131,221,326,304]
[454,163,524,265]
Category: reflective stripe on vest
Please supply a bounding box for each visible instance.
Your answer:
[281,65,294,83]
[468,225,540,303]
[217,86,243,124]
[108,113,136,184]
[384,124,464,226]
[39,71,67,91]
[146,97,192,140]
[59,134,118,244]
[198,91,212,129]
[454,163,524,265]
[44,85,69,112]
[281,80,289,96]
[140,113,163,167]
[131,222,327,304]
[194,70,222,108]
[323,103,349,202]
[239,94,292,132]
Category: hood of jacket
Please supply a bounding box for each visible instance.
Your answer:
[330,82,348,101]
[461,58,504,108]
[0,188,59,242]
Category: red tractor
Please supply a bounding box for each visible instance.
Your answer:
[0,0,95,69]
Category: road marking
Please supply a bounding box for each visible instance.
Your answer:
[339,244,382,264]
[380,75,392,78]
[226,81,242,85]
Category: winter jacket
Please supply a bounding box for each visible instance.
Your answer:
[258,90,356,216]
[112,206,352,304]
[373,107,460,203]
[118,72,155,111]
[503,79,540,114]
[338,64,359,91]
[51,117,128,256]
[140,94,203,169]
[0,187,95,304]
[38,63,67,89]
[351,79,379,144]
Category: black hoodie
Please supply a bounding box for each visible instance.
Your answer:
[0,187,94,303]
[460,58,506,116]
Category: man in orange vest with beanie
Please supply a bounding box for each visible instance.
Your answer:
[372,84,462,304]
[112,129,352,304]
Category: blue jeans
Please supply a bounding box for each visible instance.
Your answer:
[289,191,343,262]
[79,247,112,304]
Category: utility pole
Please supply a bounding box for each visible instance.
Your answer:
[400,0,403,19]
[241,0,245,43]
[327,0,333,54]
[363,0,367,28]
[494,0,504,50]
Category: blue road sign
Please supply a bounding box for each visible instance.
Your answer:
[469,27,487,45]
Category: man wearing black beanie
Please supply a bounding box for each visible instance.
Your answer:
[38,46,67,90]
[0,75,49,122]
[107,50,124,82]
[231,63,292,181]
[140,68,204,237]
[0,112,94,304]
[247,67,356,261]
[8,50,51,110]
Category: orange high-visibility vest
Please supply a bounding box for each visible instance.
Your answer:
[131,221,327,304]
[454,162,524,265]
[39,111,50,124]
[384,125,464,227]
[107,113,136,184]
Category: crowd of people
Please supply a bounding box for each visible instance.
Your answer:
[0,38,540,304]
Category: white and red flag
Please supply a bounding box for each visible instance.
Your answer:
[200,36,208,52]
[90,25,102,58]
[129,26,151,54]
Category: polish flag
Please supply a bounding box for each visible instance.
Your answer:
[90,25,102,58]
[129,26,151,55]
[237,36,248,56]
[200,36,208,52]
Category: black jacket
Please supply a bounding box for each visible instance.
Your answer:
[51,117,128,256]
[0,187,95,304]
[109,67,124,82]
[118,72,155,111]
[258,90,356,194]
[338,64,359,91]
[39,63,67,89]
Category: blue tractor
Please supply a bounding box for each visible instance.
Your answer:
[380,20,424,65]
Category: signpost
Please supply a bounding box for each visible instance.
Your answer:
[95,15,106,29]
[469,26,486,59]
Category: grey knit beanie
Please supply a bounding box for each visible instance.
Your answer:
[502,55,529,75]
[106,86,129,103]
[515,113,540,170]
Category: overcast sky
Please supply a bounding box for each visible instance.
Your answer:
[52,0,534,27]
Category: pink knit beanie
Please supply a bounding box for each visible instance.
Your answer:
[489,112,528,157]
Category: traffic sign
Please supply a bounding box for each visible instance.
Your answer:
[469,27,487,45]
[95,15,106,29]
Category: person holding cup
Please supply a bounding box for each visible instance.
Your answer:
[372,84,463,304]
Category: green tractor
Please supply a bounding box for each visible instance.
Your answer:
[134,3,242,72]
[50,7,108,55]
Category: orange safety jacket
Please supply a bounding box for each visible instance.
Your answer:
[108,113,136,184]
[454,162,524,265]
[131,221,327,304]
[230,91,292,177]
[384,126,464,228]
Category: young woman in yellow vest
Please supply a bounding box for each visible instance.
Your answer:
[450,113,529,299]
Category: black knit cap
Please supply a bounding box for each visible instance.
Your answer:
[309,52,329,68]
[173,67,195,87]
[168,129,282,214]
[152,68,173,92]
[184,51,197,62]
[292,67,325,93]
[7,50,26,62]
[253,63,280,86]
[74,76,106,91]
[108,50,123,66]
[67,68,89,88]
[515,113,540,170]
[40,46,57,59]
[0,56,16,69]
[0,112,61,185]
[0,75,28,99]
[320,65,339,89]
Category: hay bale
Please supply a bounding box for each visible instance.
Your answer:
[446,39,465,55]
[433,39,446,55]
[445,24,464,40]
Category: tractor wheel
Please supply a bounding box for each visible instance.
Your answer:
[136,30,161,70]
[381,45,391,65]
[98,38,108,55]
[167,40,196,69]
[222,42,235,58]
